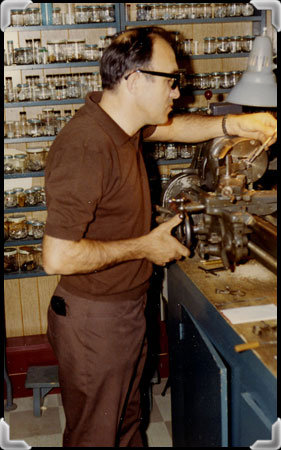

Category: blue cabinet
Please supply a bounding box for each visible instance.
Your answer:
[167,262,277,447]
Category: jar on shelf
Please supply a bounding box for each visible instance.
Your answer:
[180,39,193,56]
[241,35,255,52]
[42,108,56,136]
[26,219,35,237]
[26,148,45,171]
[84,44,99,61]
[102,4,115,22]
[13,188,25,207]
[74,5,89,23]
[214,3,227,18]
[8,215,28,240]
[180,144,193,159]
[6,121,15,139]
[67,81,81,99]
[196,73,210,90]
[14,47,33,64]
[220,72,232,89]
[150,4,158,20]
[37,82,51,100]
[18,247,37,271]
[4,155,15,174]
[27,119,42,137]
[14,154,27,173]
[204,37,216,55]
[32,221,45,239]
[88,5,101,22]
[165,143,178,160]
[47,40,67,63]
[230,70,242,86]
[36,47,48,64]
[229,36,243,53]
[199,3,212,18]
[33,246,43,269]
[227,3,242,17]
[4,189,17,208]
[52,7,62,25]
[10,9,24,26]
[56,85,68,101]
[210,72,222,89]
[187,3,198,19]
[241,3,254,16]
[66,40,86,62]
[24,189,37,206]
[4,248,19,273]
[13,121,22,138]
[216,37,230,54]
[24,7,41,26]
[16,83,31,101]
[55,116,68,134]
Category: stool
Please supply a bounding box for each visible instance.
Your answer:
[25,365,60,417]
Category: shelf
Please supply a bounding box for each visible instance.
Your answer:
[4,61,100,71]
[189,53,249,60]
[4,270,48,280]
[4,238,42,247]
[5,137,56,144]
[123,15,263,27]
[5,99,85,108]
[156,158,192,166]
[5,171,45,179]
[4,205,47,214]
[6,22,119,32]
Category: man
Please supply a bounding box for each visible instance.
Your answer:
[43,27,276,447]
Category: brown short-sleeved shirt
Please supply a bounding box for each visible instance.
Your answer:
[45,92,155,301]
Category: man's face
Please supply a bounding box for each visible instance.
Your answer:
[135,37,180,125]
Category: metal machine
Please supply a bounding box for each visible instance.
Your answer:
[159,136,277,272]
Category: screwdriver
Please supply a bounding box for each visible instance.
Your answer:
[234,341,277,352]
[247,129,277,164]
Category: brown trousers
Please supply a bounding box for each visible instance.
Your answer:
[47,285,148,447]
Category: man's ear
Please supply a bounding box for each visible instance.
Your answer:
[125,72,140,94]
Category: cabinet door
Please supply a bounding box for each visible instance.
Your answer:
[169,305,228,447]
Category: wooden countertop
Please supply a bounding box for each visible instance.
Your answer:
[177,256,277,377]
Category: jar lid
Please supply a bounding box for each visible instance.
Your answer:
[32,186,43,191]
[18,249,31,255]
[32,221,44,226]
[24,189,34,194]
[8,215,26,223]
[13,187,24,193]
[75,5,89,9]
[4,248,18,256]
[11,9,23,13]
[52,7,61,11]
[17,83,29,87]
[4,155,13,159]
[25,7,40,11]
[85,44,98,48]
[5,189,15,194]
[15,154,27,160]
[27,119,41,124]
[39,47,48,52]
[204,37,216,40]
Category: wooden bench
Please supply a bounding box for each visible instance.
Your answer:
[25,365,60,417]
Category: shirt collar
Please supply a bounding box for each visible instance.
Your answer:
[84,92,140,147]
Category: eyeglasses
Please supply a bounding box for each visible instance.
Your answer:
[124,69,180,90]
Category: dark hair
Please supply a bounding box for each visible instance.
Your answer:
[100,27,174,90]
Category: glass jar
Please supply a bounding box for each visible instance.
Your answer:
[4,218,9,241]
[56,85,68,100]
[19,112,27,136]
[55,116,67,134]
[181,39,193,56]
[13,121,22,138]
[37,82,51,100]
[150,4,158,20]
[229,36,243,53]
[52,7,62,25]
[6,121,15,139]
[26,148,45,171]
[16,83,31,101]
[102,4,115,22]
[47,40,67,63]
[88,5,101,22]
[26,219,35,237]
[66,40,86,62]
[227,3,242,17]
[187,3,198,19]
[18,247,37,271]
[216,37,230,54]
[33,246,43,268]
[36,47,48,64]
[136,4,146,20]
[196,73,210,90]
[27,119,42,137]
[241,35,255,52]
[165,143,178,160]
[32,221,45,239]
[8,215,28,240]
[14,154,27,173]
[84,44,99,61]
[4,189,17,208]
[14,47,33,65]
[24,189,37,206]
[180,144,193,159]
[67,81,81,99]
[4,155,15,174]
[199,3,212,18]
[42,108,55,136]
[12,188,25,207]
[241,3,254,16]
[10,9,24,26]
[4,248,19,273]
[204,37,216,55]
[220,72,232,89]
[39,187,46,205]
[210,72,221,89]
[230,70,242,86]
[24,7,41,26]
[214,3,227,18]
[74,5,89,23]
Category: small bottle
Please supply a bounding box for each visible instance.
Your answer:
[7,40,14,65]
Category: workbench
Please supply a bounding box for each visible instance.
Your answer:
[167,256,277,447]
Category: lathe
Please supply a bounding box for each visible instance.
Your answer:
[159,135,277,272]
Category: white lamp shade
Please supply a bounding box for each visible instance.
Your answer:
[227,34,277,107]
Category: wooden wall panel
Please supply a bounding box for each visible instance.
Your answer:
[19,278,41,336]
[38,275,60,333]
[4,280,24,337]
